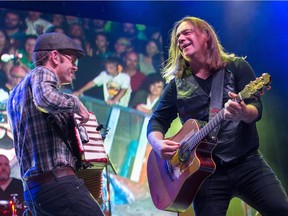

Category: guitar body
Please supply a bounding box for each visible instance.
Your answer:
[147,119,217,212]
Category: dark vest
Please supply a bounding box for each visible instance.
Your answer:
[175,67,259,162]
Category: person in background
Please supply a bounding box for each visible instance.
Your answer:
[65,15,81,26]
[73,56,131,107]
[138,39,162,75]
[123,51,146,96]
[120,22,147,53]
[0,28,12,60]
[129,73,164,114]
[70,36,104,100]
[68,23,86,41]
[112,37,131,66]
[0,154,24,204]
[147,16,288,216]
[18,35,37,70]
[25,11,52,36]
[86,19,110,36]
[46,13,67,33]
[7,32,104,216]
[0,28,14,87]
[0,64,28,103]
[3,9,27,50]
[87,32,113,72]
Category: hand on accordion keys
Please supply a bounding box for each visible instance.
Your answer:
[78,125,89,143]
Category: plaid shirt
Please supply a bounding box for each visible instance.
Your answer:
[7,66,81,179]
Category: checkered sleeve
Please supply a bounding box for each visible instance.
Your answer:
[31,67,81,113]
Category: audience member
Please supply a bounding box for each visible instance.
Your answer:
[0,154,24,205]
[138,39,162,75]
[0,64,29,102]
[45,14,68,34]
[69,37,104,100]
[73,56,131,107]
[25,11,52,36]
[91,19,110,33]
[0,99,14,152]
[0,29,11,58]
[120,22,146,52]
[112,37,132,65]
[18,35,37,69]
[85,19,111,42]
[59,36,98,96]
[88,32,113,72]
[129,73,164,114]
[65,15,82,25]
[46,25,67,34]
[68,23,86,40]
[0,28,14,87]
[49,14,67,29]
[123,51,146,95]
[3,9,26,49]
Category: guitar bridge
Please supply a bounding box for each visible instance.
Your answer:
[178,141,190,162]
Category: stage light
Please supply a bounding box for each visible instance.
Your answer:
[1,53,23,63]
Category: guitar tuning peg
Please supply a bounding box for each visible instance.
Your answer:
[266,85,271,91]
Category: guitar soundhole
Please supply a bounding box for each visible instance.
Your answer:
[178,142,190,162]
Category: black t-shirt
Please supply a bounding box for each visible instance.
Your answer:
[0,178,24,203]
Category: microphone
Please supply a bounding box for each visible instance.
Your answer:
[96,123,110,140]
[96,124,104,131]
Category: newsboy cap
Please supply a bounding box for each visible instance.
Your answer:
[34,32,85,58]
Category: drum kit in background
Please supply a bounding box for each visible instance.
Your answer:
[0,194,29,216]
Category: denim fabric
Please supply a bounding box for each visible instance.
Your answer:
[24,175,104,216]
[193,155,288,216]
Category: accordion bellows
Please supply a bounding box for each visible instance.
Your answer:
[74,112,108,164]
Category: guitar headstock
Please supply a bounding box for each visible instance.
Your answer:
[239,73,272,100]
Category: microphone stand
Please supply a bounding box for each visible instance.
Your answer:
[99,125,117,216]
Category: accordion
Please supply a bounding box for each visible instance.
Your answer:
[73,112,108,202]
[73,112,108,165]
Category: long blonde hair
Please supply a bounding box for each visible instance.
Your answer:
[162,16,236,82]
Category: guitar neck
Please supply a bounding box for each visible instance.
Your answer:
[189,108,225,148]
[191,94,242,146]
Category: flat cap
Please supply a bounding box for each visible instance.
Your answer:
[34,32,85,58]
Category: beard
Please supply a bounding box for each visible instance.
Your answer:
[0,173,9,181]
[4,24,19,30]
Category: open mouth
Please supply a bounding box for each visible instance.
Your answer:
[180,43,191,51]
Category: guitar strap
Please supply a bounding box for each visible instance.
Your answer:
[208,68,225,142]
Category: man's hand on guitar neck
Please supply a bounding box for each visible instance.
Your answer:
[224,92,259,124]
[76,103,90,124]
[148,131,180,160]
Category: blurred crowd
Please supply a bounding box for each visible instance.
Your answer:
[0,8,165,111]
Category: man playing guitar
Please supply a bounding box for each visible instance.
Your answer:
[146,16,288,215]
